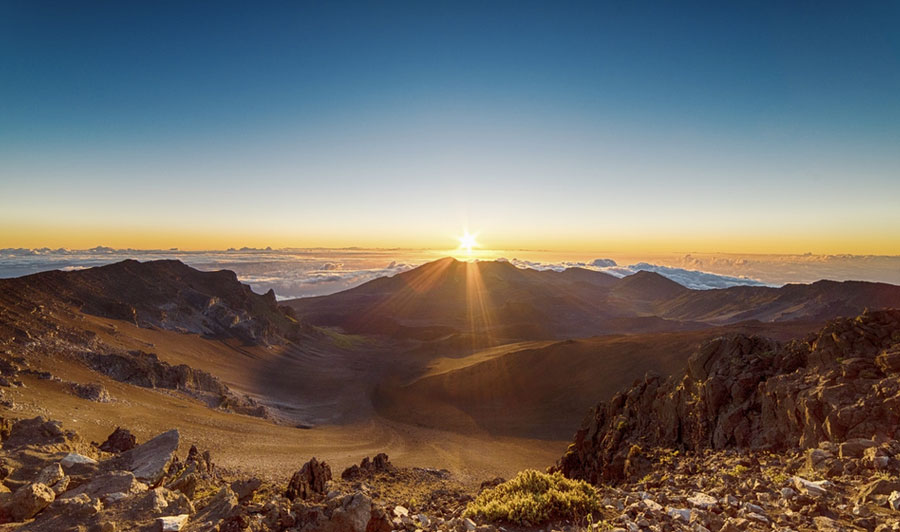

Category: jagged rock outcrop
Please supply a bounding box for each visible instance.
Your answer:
[341,453,396,480]
[81,349,270,419]
[557,309,900,484]
[285,457,332,501]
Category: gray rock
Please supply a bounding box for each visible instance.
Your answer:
[61,452,98,468]
[687,492,717,510]
[231,477,261,502]
[328,493,372,532]
[793,476,830,497]
[61,470,148,499]
[157,514,190,531]
[118,429,179,485]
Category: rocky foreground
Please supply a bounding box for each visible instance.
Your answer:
[0,416,478,532]
[3,307,900,531]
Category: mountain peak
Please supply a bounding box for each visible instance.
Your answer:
[613,269,688,300]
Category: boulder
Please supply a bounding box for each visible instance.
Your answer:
[99,427,137,453]
[187,486,240,530]
[231,477,261,502]
[61,452,98,468]
[34,463,64,486]
[48,492,103,518]
[839,438,878,459]
[687,492,717,510]
[158,514,190,531]
[116,429,179,485]
[60,470,148,500]
[286,457,332,500]
[856,478,900,505]
[793,476,830,497]
[72,382,112,402]
[1,482,55,521]
[326,493,372,532]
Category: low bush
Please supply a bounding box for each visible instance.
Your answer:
[463,469,600,525]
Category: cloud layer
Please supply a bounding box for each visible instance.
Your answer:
[3,248,899,299]
[504,258,769,290]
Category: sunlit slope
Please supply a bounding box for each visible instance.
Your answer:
[288,258,900,339]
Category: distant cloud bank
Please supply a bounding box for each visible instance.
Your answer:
[504,258,769,290]
[2,247,899,299]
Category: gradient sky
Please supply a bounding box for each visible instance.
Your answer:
[2,1,899,254]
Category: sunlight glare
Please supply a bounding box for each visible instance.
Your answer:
[458,231,479,255]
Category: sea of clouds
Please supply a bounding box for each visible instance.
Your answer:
[2,247,899,300]
[502,258,770,290]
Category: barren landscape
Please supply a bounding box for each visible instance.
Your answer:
[3,259,900,530]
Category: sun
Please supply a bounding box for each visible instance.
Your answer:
[458,231,479,255]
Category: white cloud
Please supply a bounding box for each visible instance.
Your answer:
[501,257,769,289]
[3,247,899,299]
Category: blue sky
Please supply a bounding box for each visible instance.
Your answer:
[2,1,899,253]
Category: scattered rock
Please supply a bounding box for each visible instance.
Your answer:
[99,426,137,453]
[793,476,830,497]
[839,438,878,459]
[230,477,261,502]
[157,513,190,531]
[687,491,717,510]
[72,382,112,402]
[341,452,396,480]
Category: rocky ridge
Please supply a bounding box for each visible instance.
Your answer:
[0,259,305,347]
[556,309,900,530]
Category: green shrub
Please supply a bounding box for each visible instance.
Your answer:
[463,470,600,525]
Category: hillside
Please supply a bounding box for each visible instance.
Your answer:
[0,259,305,346]
[287,258,900,341]
[373,321,815,439]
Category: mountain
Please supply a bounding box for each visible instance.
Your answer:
[286,257,900,340]
[285,257,633,340]
[0,259,305,346]
[656,279,900,324]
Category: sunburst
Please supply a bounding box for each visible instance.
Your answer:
[458,231,479,255]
